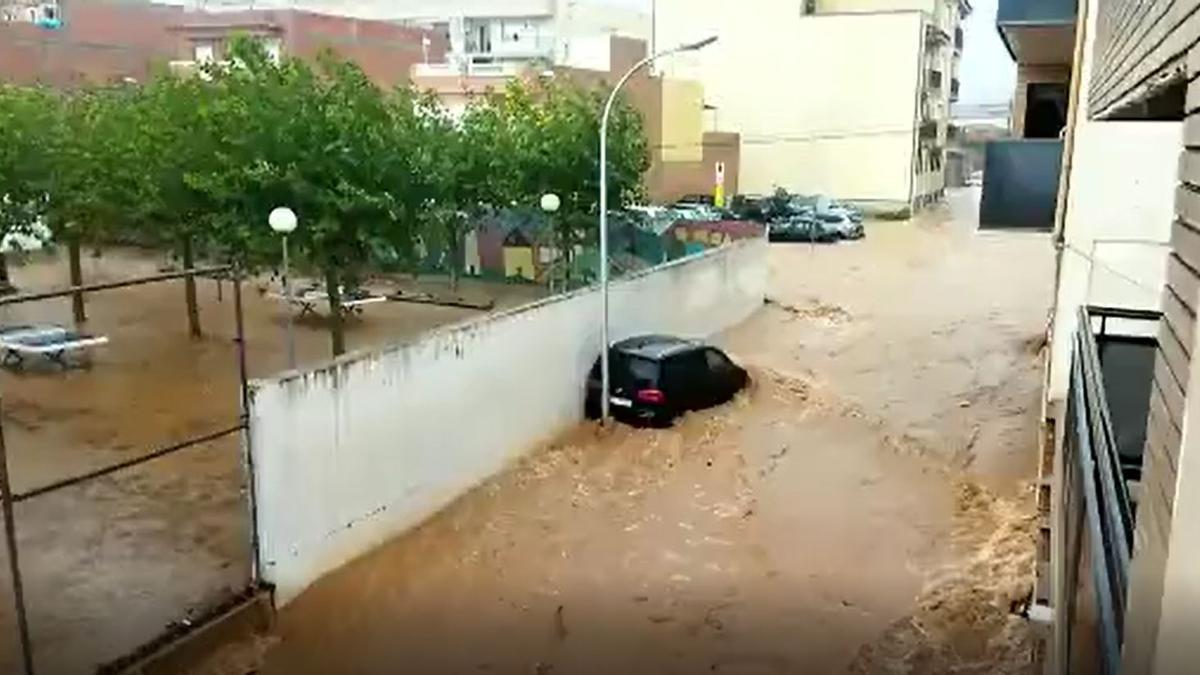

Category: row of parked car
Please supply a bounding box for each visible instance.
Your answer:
[669,190,866,244]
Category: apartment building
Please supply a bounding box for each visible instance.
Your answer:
[653,0,969,215]
[1029,0,1200,673]
[172,0,649,76]
[167,8,446,88]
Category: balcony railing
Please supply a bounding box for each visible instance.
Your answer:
[1062,306,1157,675]
[925,23,950,46]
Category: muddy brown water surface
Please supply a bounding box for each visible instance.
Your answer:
[0,250,544,675]
[217,189,1052,675]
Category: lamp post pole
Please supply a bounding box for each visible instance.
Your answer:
[597,35,718,425]
[268,207,298,370]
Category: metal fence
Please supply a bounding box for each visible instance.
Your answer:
[0,266,258,675]
[1061,306,1156,675]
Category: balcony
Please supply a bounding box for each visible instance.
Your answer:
[924,23,950,47]
[1060,306,1159,675]
[997,0,1078,66]
[919,120,939,139]
[412,59,537,79]
[979,138,1062,230]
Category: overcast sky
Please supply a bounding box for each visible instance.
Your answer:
[593,0,1015,106]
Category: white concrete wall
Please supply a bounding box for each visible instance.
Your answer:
[250,238,769,604]
[1045,120,1180,404]
[654,4,922,204]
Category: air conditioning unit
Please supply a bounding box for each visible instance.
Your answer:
[3,1,62,27]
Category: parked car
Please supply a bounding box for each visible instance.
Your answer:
[676,193,715,206]
[768,218,839,243]
[584,335,749,425]
[817,212,865,240]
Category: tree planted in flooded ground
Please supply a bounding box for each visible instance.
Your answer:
[42,85,146,323]
[126,72,230,339]
[192,39,418,357]
[0,85,55,293]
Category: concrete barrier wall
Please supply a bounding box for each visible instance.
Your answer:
[249,237,768,604]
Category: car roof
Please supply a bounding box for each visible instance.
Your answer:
[612,334,705,360]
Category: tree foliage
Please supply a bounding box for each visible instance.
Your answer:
[0,36,650,357]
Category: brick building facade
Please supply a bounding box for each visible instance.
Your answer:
[0,1,446,88]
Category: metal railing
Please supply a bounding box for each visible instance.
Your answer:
[0,266,258,674]
[1061,305,1155,675]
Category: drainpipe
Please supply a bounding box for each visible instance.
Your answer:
[1045,2,1091,675]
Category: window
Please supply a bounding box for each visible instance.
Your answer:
[705,349,732,373]
[193,41,215,64]
[801,0,818,15]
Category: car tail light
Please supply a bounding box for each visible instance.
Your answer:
[637,389,666,404]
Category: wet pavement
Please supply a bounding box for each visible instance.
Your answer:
[0,249,544,675]
[234,189,1054,675]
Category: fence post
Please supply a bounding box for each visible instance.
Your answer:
[233,275,260,584]
[0,405,35,675]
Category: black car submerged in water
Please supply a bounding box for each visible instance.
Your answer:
[585,335,749,426]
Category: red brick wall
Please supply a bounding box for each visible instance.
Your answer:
[0,1,180,86]
[1,4,446,89]
[286,11,446,88]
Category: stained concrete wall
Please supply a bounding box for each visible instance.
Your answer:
[249,238,768,604]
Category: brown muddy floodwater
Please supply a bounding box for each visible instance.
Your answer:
[202,189,1054,675]
[0,249,544,675]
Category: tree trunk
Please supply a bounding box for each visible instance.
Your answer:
[68,235,86,324]
[448,227,461,292]
[324,267,346,358]
[182,237,202,339]
[0,252,12,293]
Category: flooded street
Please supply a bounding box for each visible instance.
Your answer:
[228,189,1054,675]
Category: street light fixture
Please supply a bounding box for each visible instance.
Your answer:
[597,35,719,425]
[541,194,561,292]
[268,206,298,370]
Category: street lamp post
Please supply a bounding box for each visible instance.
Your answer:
[597,35,718,425]
[540,193,561,292]
[268,207,298,370]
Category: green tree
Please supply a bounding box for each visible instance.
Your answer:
[195,38,415,357]
[129,72,227,338]
[0,85,55,292]
[43,84,144,323]
[501,77,649,287]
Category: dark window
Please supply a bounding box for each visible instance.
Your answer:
[802,0,817,15]
[627,357,658,386]
[1023,82,1068,139]
[705,349,732,373]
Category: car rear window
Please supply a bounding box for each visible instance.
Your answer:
[627,356,658,385]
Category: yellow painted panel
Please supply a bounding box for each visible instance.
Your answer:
[504,247,535,280]
[661,78,705,163]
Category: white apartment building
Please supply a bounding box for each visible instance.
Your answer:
[654,0,969,214]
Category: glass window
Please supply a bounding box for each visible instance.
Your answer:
[705,349,731,372]
[193,41,215,64]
